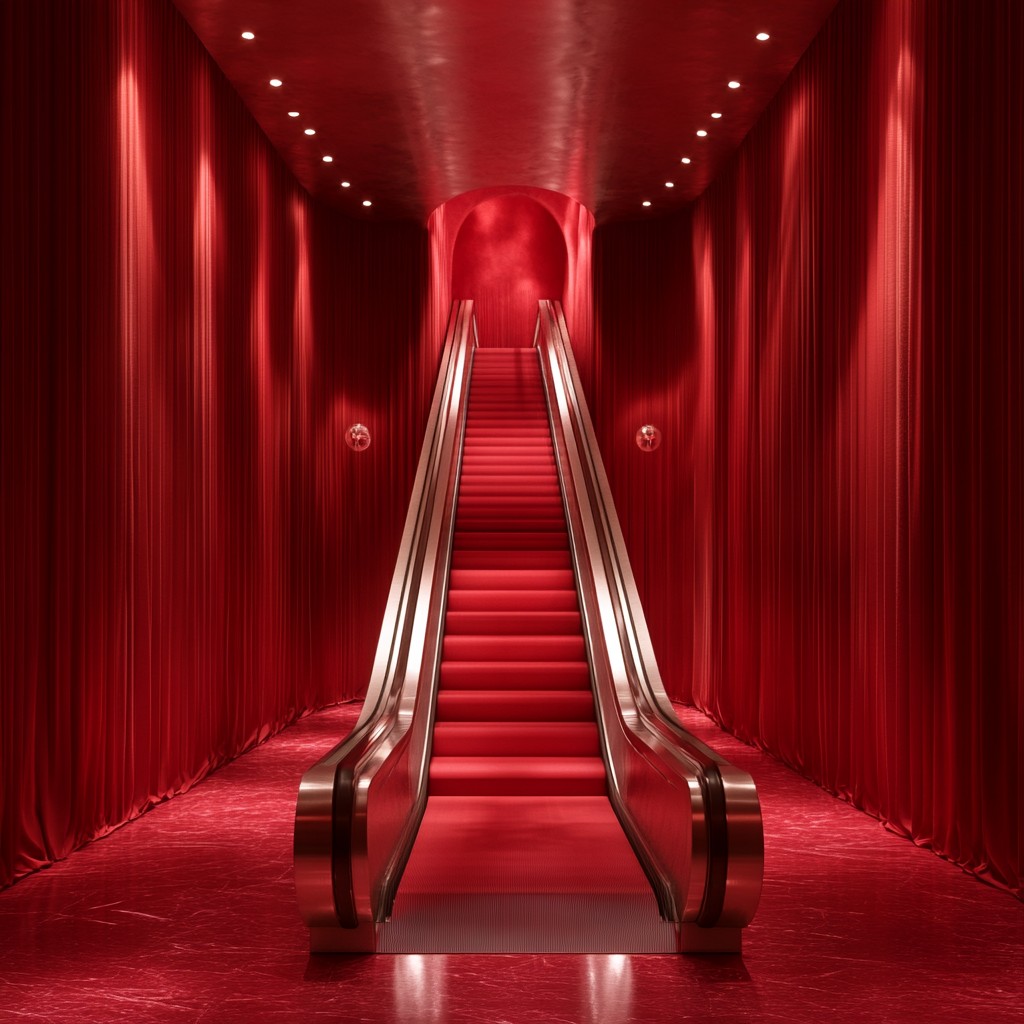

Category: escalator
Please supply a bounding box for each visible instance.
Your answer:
[294,300,763,953]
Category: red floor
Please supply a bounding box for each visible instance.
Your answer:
[0,701,1020,1023]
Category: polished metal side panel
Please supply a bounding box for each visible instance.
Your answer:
[717,766,765,927]
[293,763,340,928]
[536,300,764,932]
[294,302,474,941]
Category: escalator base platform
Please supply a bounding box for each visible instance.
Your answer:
[308,797,740,954]
[390,795,676,953]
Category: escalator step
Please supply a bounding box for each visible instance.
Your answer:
[424,348,609,830]
[455,519,567,533]
[432,721,600,757]
[439,661,591,690]
[450,569,575,590]
[453,532,568,550]
[428,756,607,796]
[444,610,581,635]
[435,690,595,721]
[450,551,571,570]
[442,635,586,661]
[445,590,579,612]
[457,497,562,510]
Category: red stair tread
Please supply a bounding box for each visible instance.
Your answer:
[436,690,595,721]
[429,757,607,796]
[444,610,581,635]
[453,532,567,550]
[450,551,571,570]
[457,497,562,509]
[445,590,579,611]
[459,486,562,497]
[432,722,600,756]
[450,569,575,590]
[423,346,610,846]
[457,521,567,533]
[439,661,591,690]
[442,635,586,661]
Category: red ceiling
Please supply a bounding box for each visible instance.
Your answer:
[172,0,838,224]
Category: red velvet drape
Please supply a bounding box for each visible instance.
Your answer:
[592,0,1021,896]
[1,0,431,887]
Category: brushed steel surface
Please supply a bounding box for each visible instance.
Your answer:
[294,301,475,946]
[535,299,764,932]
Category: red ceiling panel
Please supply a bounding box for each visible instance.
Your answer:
[172,0,838,222]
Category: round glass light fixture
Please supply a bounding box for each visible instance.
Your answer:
[269,79,282,87]
[288,111,300,117]
[728,81,741,89]
[304,128,316,135]
[242,31,255,40]
[756,32,770,41]
[636,425,662,452]
[665,182,674,188]
[681,157,691,164]
[697,130,708,137]
[346,423,371,451]
[642,200,651,207]
[323,156,333,162]
[712,112,722,119]
[341,181,351,187]
[362,200,372,207]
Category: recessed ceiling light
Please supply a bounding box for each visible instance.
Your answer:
[756,32,770,41]
[269,79,282,87]
[323,156,333,162]
[362,200,372,207]
[341,181,351,187]
[304,128,316,135]
[697,130,708,137]
[665,182,674,188]
[711,112,722,119]
[642,201,651,207]
[288,111,299,117]
[728,81,740,89]
[681,157,691,164]
[241,31,255,40]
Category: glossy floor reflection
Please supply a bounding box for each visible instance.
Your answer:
[1,702,1021,1023]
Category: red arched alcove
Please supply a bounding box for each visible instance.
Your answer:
[451,195,567,347]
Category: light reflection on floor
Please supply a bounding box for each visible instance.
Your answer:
[0,702,1020,1024]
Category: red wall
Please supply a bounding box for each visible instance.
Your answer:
[429,186,594,365]
[1,1,431,887]
[451,195,566,347]
[592,0,1021,896]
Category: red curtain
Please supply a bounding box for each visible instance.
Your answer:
[1,0,431,887]
[592,0,1021,896]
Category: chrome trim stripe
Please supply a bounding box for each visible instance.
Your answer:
[535,300,764,929]
[294,302,475,935]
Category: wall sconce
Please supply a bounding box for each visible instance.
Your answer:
[635,424,661,452]
[347,423,371,451]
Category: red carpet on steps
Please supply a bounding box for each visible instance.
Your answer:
[429,346,603,799]
[382,347,674,952]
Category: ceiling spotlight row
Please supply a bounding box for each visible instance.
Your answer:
[245,28,769,214]
[642,31,769,207]
[242,33,374,210]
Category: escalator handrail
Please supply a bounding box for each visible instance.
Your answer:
[294,301,475,931]
[536,300,764,930]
